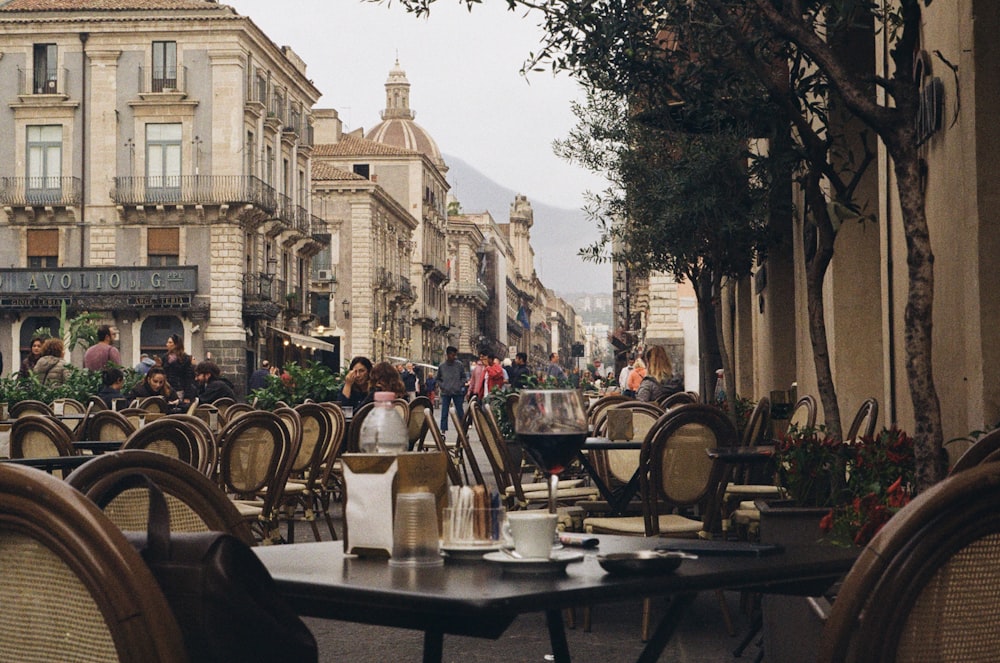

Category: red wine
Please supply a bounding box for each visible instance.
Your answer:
[518,432,587,475]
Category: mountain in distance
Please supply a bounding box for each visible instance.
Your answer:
[444,153,612,296]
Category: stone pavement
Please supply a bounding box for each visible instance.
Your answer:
[295,413,753,662]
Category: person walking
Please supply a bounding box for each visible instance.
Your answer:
[546,352,566,380]
[83,325,121,371]
[437,346,467,434]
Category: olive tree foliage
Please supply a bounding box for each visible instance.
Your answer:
[553,86,774,401]
[390,0,943,489]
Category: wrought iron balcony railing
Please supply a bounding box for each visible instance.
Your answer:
[138,65,187,94]
[111,175,277,211]
[0,177,82,206]
[18,67,68,95]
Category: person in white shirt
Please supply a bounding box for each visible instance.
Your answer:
[618,355,634,393]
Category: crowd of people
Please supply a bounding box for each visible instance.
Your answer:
[14,326,236,411]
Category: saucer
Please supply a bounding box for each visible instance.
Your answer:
[482,550,585,575]
[441,542,503,561]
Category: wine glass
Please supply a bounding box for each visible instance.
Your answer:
[514,390,589,516]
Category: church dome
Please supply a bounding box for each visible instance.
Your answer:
[365,59,448,173]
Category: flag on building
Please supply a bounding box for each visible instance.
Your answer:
[517,305,531,330]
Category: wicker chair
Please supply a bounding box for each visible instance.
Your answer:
[122,418,198,468]
[313,403,347,539]
[948,428,1000,475]
[788,395,818,430]
[66,449,254,546]
[0,463,188,662]
[345,401,375,453]
[818,462,1000,662]
[277,404,332,542]
[422,413,464,486]
[9,400,53,418]
[10,415,77,459]
[84,410,136,443]
[217,411,297,544]
[658,391,699,409]
[407,396,433,450]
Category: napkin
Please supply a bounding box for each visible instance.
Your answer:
[343,455,398,557]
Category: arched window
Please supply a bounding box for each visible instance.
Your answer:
[139,315,183,359]
[19,316,59,362]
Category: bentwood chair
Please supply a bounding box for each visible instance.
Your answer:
[10,415,77,461]
[0,463,188,662]
[217,411,297,544]
[788,395,818,430]
[313,403,347,539]
[346,401,375,453]
[9,400,53,418]
[407,396,433,450]
[84,410,136,442]
[583,404,739,639]
[948,428,1000,475]
[66,449,254,546]
[818,461,1000,662]
[423,413,464,486]
[278,404,334,542]
[659,391,699,409]
[136,396,170,414]
[844,397,879,443]
[122,418,198,469]
[450,409,485,487]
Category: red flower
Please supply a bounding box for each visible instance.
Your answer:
[819,510,834,533]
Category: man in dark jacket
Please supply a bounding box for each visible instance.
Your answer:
[507,352,531,389]
[194,360,236,403]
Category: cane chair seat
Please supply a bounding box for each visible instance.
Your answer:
[122,419,197,468]
[0,463,188,662]
[10,415,77,464]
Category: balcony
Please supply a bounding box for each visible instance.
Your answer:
[445,280,489,307]
[17,67,68,96]
[138,66,187,96]
[242,272,282,320]
[0,176,82,224]
[112,175,277,221]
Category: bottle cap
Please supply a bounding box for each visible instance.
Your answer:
[374,391,396,402]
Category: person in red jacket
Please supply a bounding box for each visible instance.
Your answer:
[485,355,506,394]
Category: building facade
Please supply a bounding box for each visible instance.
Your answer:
[0,0,326,392]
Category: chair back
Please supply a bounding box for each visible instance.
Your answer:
[166,414,218,476]
[290,403,330,478]
[346,401,376,453]
[845,397,879,443]
[659,391,699,409]
[470,402,519,505]
[52,397,86,414]
[949,428,1000,475]
[422,413,464,486]
[224,402,255,421]
[392,398,410,426]
[587,394,630,428]
[0,463,188,662]
[313,403,347,497]
[190,404,222,432]
[741,397,772,448]
[86,394,109,411]
[9,400,53,418]
[211,397,236,417]
[788,395,818,430]
[407,396,432,450]
[818,462,1000,663]
[10,415,76,458]
[85,410,136,442]
[640,404,738,536]
[596,401,665,485]
[136,396,170,413]
[66,449,254,546]
[217,411,294,519]
[451,408,486,487]
[122,418,197,467]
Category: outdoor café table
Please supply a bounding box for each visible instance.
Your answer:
[577,437,643,516]
[0,454,92,473]
[254,533,858,663]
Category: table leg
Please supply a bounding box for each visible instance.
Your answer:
[545,608,572,663]
[634,591,697,663]
[423,629,444,663]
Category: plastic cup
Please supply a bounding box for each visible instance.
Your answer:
[389,492,444,568]
[506,512,558,559]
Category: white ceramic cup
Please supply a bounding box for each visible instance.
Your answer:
[506,512,558,559]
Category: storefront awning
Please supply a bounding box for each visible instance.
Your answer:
[272,328,337,353]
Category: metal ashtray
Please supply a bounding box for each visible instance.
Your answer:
[597,550,697,576]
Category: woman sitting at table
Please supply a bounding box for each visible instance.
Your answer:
[19,335,45,379]
[126,366,176,403]
[96,367,126,408]
[33,337,69,386]
[362,361,408,404]
[338,356,373,409]
[636,345,684,403]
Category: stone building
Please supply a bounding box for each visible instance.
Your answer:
[0,0,326,392]
[311,60,449,366]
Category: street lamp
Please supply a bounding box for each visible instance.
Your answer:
[341,298,351,319]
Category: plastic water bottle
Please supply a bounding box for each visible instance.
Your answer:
[359,391,408,454]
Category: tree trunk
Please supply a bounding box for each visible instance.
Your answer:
[694,271,723,402]
[891,142,946,491]
[802,174,843,438]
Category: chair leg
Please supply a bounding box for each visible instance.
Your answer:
[564,607,576,629]
[717,589,736,637]
[641,598,652,641]
[583,606,592,632]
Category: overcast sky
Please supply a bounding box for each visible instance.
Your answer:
[230,0,608,211]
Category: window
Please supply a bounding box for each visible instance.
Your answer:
[265,145,273,185]
[151,41,177,92]
[146,123,181,201]
[353,164,370,179]
[33,44,57,94]
[26,125,62,203]
[246,131,255,177]
[27,229,58,268]
[147,227,179,266]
